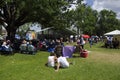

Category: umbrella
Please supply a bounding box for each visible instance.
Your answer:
[82,34,90,38]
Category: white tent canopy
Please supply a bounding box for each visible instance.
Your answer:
[104,30,120,36]
[35,27,53,32]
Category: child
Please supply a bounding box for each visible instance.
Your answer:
[46,52,57,67]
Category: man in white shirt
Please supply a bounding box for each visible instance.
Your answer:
[55,54,70,71]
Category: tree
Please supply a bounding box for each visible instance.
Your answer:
[0,25,2,35]
[0,0,72,41]
[83,6,98,35]
[68,2,98,35]
[65,0,85,35]
[96,9,119,35]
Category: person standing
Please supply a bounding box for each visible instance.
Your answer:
[89,37,93,48]
[79,35,85,49]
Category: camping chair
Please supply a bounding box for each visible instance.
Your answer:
[20,44,28,53]
[27,45,36,54]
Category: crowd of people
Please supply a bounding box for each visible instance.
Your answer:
[44,35,90,71]
[1,34,118,71]
[105,36,119,49]
[0,34,97,55]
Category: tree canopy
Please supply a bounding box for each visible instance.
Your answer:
[96,9,120,36]
[0,0,120,41]
[0,0,74,41]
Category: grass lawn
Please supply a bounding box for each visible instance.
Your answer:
[0,42,120,80]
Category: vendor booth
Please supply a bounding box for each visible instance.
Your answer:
[104,30,120,48]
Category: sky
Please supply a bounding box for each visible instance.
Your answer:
[84,0,120,19]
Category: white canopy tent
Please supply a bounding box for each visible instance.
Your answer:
[35,27,53,32]
[104,30,120,36]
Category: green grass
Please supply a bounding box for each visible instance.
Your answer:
[0,42,120,80]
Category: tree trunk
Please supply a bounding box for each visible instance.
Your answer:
[6,26,17,43]
[77,27,80,38]
[0,26,2,35]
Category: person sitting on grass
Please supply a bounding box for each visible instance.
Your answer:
[54,40,63,58]
[45,52,57,67]
[27,41,36,54]
[19,40,27,53]
[55,54,72,72]
[1,40,13,54]
[112,38,119,49]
